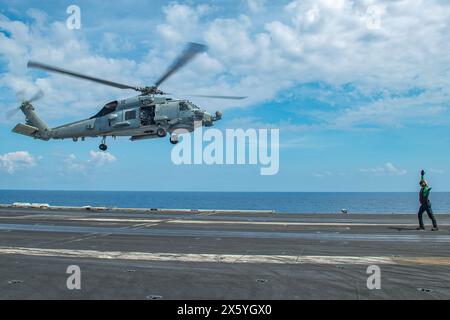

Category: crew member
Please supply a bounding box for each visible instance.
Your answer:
[417,170,438,231]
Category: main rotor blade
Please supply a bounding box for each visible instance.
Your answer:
[154,42,207,88]
[27,61,138,91]
[188,94,247,100]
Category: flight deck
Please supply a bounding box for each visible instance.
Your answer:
[0,205,449,299]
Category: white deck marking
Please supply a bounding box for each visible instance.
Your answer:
[0,246,449,265]
[167,219,422,227]
[0,216,163,223]
[0,246,394,264]
[0,215,430,227]
[69,218,163,223]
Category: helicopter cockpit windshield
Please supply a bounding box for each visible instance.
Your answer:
[187,101,200,110]
[188,101,200,109]
[90,101,118,119]
[179,101,200,111]
[179,101,190,111]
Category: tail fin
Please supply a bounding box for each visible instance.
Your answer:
[12,102,50,140]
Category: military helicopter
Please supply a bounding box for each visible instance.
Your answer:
[9,43,245,151]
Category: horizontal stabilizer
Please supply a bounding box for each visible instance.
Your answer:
[12,123,39,137]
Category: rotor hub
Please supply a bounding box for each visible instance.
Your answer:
[138,86,165,96]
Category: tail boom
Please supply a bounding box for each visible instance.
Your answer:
[12,103,51,140]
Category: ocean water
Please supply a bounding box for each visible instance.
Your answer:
[1,190,450,214]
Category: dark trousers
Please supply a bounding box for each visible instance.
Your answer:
[418,201,438,229]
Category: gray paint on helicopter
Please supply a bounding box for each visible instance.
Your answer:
[11,43,244,151]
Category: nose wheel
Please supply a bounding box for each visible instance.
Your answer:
[99,136,107,151]
[170,134,179,145]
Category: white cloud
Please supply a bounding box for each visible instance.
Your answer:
[360,162,407,176]
[313,170,332,178]
[428,168,444,174]
[265,21,303,58]
[330,92,448,129]
[62,151,116,175]
[99,32,134,53]
[156,3,210,43]
[245,0,266,13]
[0,151,37,174]
[0,12,140,123]
[88,150,117,166]
[183,0,450,119]
[63,153,87,174]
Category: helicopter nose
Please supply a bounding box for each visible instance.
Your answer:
[202,112,214,127]
[193,110,204,121]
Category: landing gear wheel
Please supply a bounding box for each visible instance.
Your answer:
[170,135,179,145]
[157,127,167,137]
[99,136,108,151]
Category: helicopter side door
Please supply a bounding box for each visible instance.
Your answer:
[120,108,140,129]
[94,112,119,132]
[100,108,140,132]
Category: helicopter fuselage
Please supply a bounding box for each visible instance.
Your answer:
[13,43,239,150]
[13,94,220,149]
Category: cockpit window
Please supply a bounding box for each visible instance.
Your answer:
[90,101,118,119]
[125,110,136,120]
[179,101,190,111]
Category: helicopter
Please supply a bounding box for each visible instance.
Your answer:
[9,43,245,151]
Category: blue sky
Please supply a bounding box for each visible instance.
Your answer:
[1,0,450,191]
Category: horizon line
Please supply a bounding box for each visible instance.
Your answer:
[1,189,449,193]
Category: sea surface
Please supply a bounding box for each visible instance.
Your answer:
[1,190,450,214]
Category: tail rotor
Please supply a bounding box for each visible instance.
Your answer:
[4,89,44,120]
